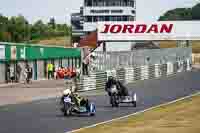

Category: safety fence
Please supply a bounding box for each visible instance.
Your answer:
[77,59,192,92]
[90,48,192,72]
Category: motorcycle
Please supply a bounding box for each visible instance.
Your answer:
[106,77,137,107]
[60,93,96,117]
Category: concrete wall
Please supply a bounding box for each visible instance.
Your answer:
[0,63,5,83]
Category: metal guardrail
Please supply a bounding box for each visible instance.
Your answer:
[77,59,192,92]
[91,48,192,72]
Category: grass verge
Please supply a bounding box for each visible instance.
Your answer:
[159,40,200,53]
[75,92,200,133]
[29,36,71,47]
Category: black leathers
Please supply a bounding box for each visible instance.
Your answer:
[105,77,129,96]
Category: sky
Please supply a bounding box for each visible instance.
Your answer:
[0,0,199,24]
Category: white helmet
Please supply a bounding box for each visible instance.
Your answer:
[63,89,71,95]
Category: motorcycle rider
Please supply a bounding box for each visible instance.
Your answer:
[61,80,89,110]
[105,76,129,97]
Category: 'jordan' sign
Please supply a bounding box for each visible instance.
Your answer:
[97,21,200,41]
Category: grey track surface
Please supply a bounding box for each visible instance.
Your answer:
[0,71,200,133]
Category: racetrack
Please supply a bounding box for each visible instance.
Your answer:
[0,71,200,133]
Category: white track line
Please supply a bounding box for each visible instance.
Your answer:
[67,91,200,133]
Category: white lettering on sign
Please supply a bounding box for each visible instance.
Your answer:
[40,48,44,56]
[20,47,26,59]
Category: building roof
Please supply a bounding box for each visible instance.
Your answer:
[0,42,81,61]
[0,42,72,49]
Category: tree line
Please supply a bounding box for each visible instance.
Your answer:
[0,14,71,43]
[159,3,200,20]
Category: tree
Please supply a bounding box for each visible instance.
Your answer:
[0,14,71,43]
[48,17,56,29]
[192,3,200,20]
[6,15,30,42]
[159,8,192,21]
[31,20,47,40]
[0,14,10,41]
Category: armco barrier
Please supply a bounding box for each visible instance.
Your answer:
[125,67,134,84]
[161,64,167,77]
[154,64,161,78]
[141,66,149,80]
[148,65,155,79]
[116,68,126,83]
[134,67,141,81]
[95,72,107,90]
[77,60,192,92]
[106,70,117,79]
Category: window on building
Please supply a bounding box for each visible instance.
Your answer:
[132,10,135,14]
[122,16,128,21]
[119,0,122,6]
[85,0,92,6]
[99,0,104,6]
[93,16,98,22]
[103,0,106,6]
[120,0,125,6]
[116,1,120,6]
[128,0,131,7]
[130,1,135,7]
[114,16,117,21]
[124,0,128,6]
[110,16,113,21]
[99,0,135,7]
[93,0,97,6]
[105,1,109,6]
[111,1,116,6]
[109,16,113,21]
[85,16,93,22]
[105,16,110,21]
[111,10,123,13]
[99,16,105,21]
[129,16,135,21]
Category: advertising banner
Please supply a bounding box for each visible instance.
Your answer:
[98,21,200,41]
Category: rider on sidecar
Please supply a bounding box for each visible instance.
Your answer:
[60,89,89,110]
[105,76,129,97]
[105,76,137,107]
[60,80,89,111]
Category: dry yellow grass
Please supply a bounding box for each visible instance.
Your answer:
[159,41,200,53]
[31,36,72,47]
[76,94,200,133]
[192,41,200,53]
[159,41,177,48]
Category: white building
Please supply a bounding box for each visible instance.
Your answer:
[83,0,136,31]
[72,0,137,51]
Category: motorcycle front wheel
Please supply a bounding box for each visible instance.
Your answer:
[63,102,72,116]
[111,94,119,107]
